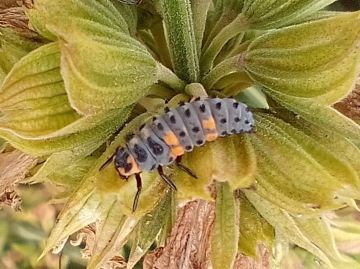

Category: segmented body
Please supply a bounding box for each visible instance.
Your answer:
[114,97,255,177]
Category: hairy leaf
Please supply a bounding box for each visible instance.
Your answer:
[0,42,80,137]
[27,0,157,115]
[127,191,173,269]
[245,191,335,268]
[0,28,39,84]
[250,114,349,215]
[238,194,274,258]
[245,11,360,104]
[242,0,336,29]
[158,0,200,82]
[211,182,239,269]
[268,90,360,143]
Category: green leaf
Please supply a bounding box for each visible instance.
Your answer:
[28,0,158,115]
[293,216,345,262]
[86,202,132,269]
[127,191,173,269]
[245,191,335,268]
[268,90,360,143]
[211,182,239,269]
[158,0,200,82]
[236,86,269,109]
[245,11,360,104]
[28,151,97,189]
[238,194,274,258]
[0,104,132,156]
[191,0,211,57]
[242,0,336,29]
[250,113,347,215]
[173,135,256,201]
[0,42,80,137]
[0,28,39,84]
[59,30,157,114]
[27,0,130,39]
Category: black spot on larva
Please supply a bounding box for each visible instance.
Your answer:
[124,163,133,173]
[170,115,176,124]
[195,97,201,101]
[168,157,174,162]
[196,139,204,145]
[125,133,135,142]
[199,104,206,113]
[221,131,227,136]
[150,164,156,170]
[152,117,157,122]
[245,120,250,124]
[147,137,164,155]
[231,129,237,134]
[220,118,227,124]
[192,126,200,133]
[185,145,192,150]
[134,144,148,162]
[179,131,186,137]
[164,107,170,113]
[234,117,240,122]
[185,109,191,117]
[216,102,222,110]
[245,107,250,112]
[233,102,239,109]
[139,124,145,130]
[157,122,164,131]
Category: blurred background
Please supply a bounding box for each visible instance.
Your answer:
[0,0,360,268]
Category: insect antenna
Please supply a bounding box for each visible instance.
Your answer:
[175,156,197,179]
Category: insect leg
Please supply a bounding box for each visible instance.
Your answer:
[157,166,177,191]
[132,173,143,212]
[99,147,119,171]
[175,156,197,179]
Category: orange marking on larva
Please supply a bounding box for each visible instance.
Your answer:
[202,117,216,130]
[206,132,218,141]
[163,131,180,146]
[171,145,185,156]
[117,155,141,176]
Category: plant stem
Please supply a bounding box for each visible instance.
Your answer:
[201,53,246,89]
[201,14,248,75]
[158,0,200,82]
[156,62,186,92]
[185,83,208,97]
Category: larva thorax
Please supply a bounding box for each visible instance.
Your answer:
[114,97,255,178]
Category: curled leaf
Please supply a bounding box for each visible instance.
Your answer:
[245,11,360,104]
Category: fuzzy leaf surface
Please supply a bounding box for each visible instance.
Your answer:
[211,182,239,269]
[238,194,274,258]
[249,114,352,215]
[245,11,360,104]
[242,0,336,29]
[27,0,157,115]
[0,42,80,137]
[245,191,336,268]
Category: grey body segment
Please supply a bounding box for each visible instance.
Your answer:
[150,117,176,164]
[176,102,206,147]
[126,135,157,172]
[139,124,173,166]
[163,108,194,152]
[224,98,242,134]
[192,98,217,139]
[238,103,254,133]
[207,98,229,136]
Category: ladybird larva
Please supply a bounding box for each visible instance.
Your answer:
[101,97,255,211]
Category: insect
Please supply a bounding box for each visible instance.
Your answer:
[100,97,255,211]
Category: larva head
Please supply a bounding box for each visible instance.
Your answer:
[114,147,141,178]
